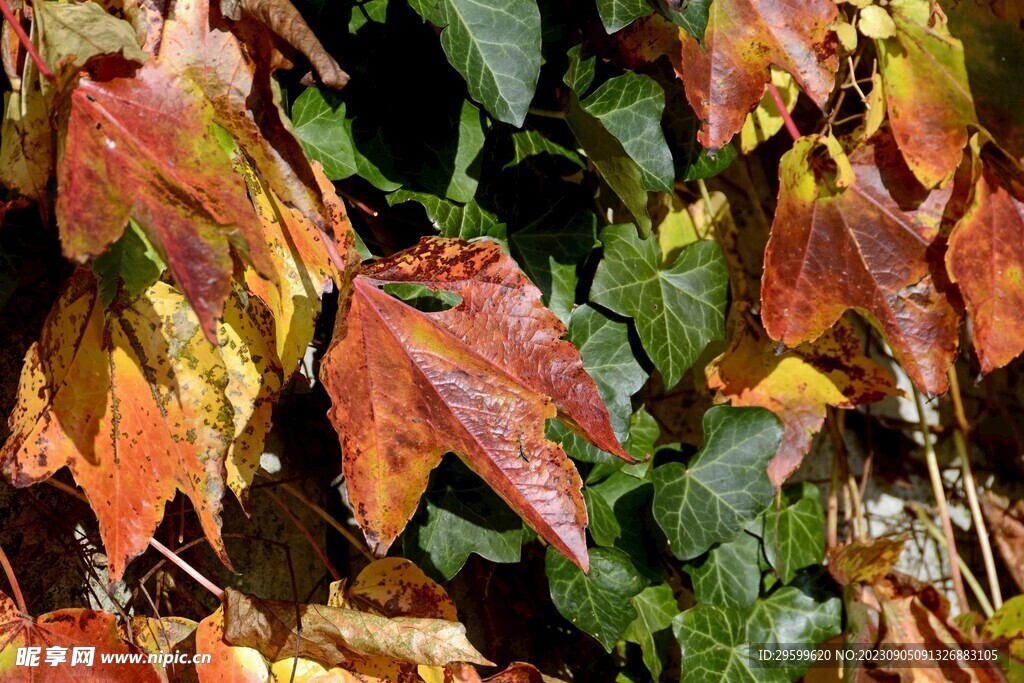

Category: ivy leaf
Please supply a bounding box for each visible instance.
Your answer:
[596,0,652,34]
[320,239,629,571]
[580,73,674,193]
[656,0,711,45]
[761,133,960,394]
[584,470,657,578]
[946,138,1024,372]
[652,406,782,561]
[416,0,542,126]
[874,0,977,188]
[591,225,728,389]
[707,315,896,486]
[0,273,241,581]
[685,531,761,611]
[623,584,679,682]
[564,45,596,97]
[291,87,358,180]
[388,191,507,242]
[0,590,163,682]
[545,546,648,652]
[509,211,598,323]
[673,604,757,683]
[566,100,652,236]
[506,129,585,170]
[761,483,826,585]
[403,461,524,581]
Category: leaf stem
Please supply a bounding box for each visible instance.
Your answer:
[280,482,374,561]
[527,107,566,120]
[767,81,800,141]
[947,368,1002,610]
[147,538,224,602]
[265,489,342,582]
[910,503,994,617]
[910,385,970,614]
[0,0,55,83]
[0,544,27,614]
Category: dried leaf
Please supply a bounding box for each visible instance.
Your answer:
[223,588,493,668]
[980,491,1024,594]
[761,132,960,394]
[827,536,908,586]
[321,238,628,571]
[708,316,896,486]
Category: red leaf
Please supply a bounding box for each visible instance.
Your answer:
[761,133,960,394]
[321,238,629,572]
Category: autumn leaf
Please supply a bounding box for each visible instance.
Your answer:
[946,137,1024,372]
[708,315,896,486]
[618,0,839,151]
[0,271,281,581]
[761,132,960,394]
[320,237,628,571]
[873,0,978,188]
[196,607,272,683]
[57,64,275,341]
[0,590,162,682]
[223,587,493,668]
[826,536,908,587]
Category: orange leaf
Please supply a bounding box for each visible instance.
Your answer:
[761,133,960,394]
[708,315,896,486]
[321,238,629,571]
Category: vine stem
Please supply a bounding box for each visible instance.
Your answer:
[767,81,800,142]
[910,386,971,614]
[265,489,342,582]
[911,503,994,617]
[0,0,55,83]
[43,479,225,601]
[947,368,1002,610]
[0,545,27,614]
[280,482,374,562]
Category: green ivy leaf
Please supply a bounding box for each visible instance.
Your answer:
[564,45,597,97]
[387,190,507,242]
[682,143,738,181]
[590,225,728,389]
[291,87,358,180]
[403,464,524,581]
[505,129,585,170]
[596,0,653,34]
[420,99,488,203]
[655,0,711,45]
[568,304,649,441]
[545,546,648,651]
[418,0,542,126]
[762,482,826,585]
[580,73,674,192]
[686,531,761,610]
[673,604,757,683]
[93,220,166,306]
[584,470,659,579]
[652,406,782,560]
[509,212,597,322]
[623,584,679,681]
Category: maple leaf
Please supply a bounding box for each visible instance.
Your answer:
[58,64,275,341]
[708,315,897,487]
[873,0,978,188]
[761,132,960,394]
[0,271,280,581]
[0,590,163,681]
[617,0,839,151]
[320,238,629,571]
[945,138,1024,372]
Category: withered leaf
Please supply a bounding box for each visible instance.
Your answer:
[321,238,629,572]
[223,588,493,668]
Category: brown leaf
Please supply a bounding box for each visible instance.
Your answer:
[618,0,839,151]
[946,139,1024,372]
[0,590,163,681]
[708,315,896,486]
[321,238,628,571]
[827,536,908,586]
[343,558,458,621]
[761,132,960,394]
[222,0,349,89]
[222,588,493,668]
[980,491,1024,594]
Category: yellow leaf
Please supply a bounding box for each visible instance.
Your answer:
[740,68,798,153]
